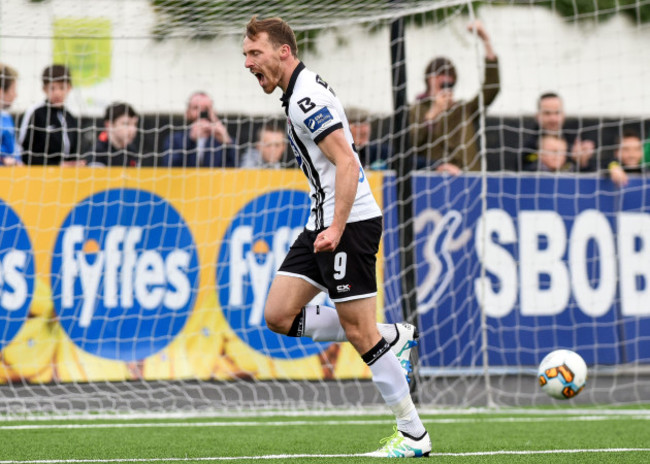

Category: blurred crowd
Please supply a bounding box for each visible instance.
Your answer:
[1,21,647,187]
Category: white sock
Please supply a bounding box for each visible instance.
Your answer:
[363,339,410,403]
[302,304,347,342]
[297,304,399,344]
[392,394,427,439]
[363,339,426,439]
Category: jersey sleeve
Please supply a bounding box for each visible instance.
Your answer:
[291,84,344,145]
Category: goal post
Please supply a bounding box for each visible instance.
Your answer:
[0,0,649,416]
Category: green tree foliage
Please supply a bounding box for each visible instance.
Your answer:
[29,1,650,40]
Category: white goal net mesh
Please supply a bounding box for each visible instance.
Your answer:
[0,0,648,416]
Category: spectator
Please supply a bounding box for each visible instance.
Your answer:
[346,107,391,170]
[521,92,597,172]
[241,125,288,169]
[83,102,140,167]
[162,91,236,167]
[523,134,573,173]
[409,20,500,173]
[0,64,22,166]
[18,64,82,166]
[608,130,645,187]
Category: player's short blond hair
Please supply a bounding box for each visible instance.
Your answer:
[246,15,298,58]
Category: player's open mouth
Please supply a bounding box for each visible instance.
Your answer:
[255,72,264,85]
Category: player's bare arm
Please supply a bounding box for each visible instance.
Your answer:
[314,128,359,253]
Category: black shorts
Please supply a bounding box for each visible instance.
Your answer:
[277,216,382,302]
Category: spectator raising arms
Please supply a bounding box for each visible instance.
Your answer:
[409,20,500,173]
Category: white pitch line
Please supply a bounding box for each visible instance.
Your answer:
[1,448,650,463]
[1,414,649,431]
[4,408,648,422]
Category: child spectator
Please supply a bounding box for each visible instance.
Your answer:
[523,134,573,173]
[0,64,22,166]
[83,102,140,167]
[521,92,598,172]
[18,64,82,166]
[608,130,645,187]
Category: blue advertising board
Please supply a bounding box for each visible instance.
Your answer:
[383,173,650,369]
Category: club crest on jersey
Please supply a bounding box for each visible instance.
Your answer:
[304,107,333,133]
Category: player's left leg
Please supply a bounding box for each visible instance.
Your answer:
[264,274,322,335]
[335,296,431,458]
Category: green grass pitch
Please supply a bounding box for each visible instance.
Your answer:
[1,410,649,463]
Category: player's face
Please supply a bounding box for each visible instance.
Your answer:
[243,32,284,94]
[537,97,565,133]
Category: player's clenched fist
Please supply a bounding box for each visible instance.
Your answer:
[314,228,341,253]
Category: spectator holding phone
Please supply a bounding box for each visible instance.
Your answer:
[409,20,500,173]
[161,91,237,167]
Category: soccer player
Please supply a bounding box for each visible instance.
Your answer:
[243,16,431,458]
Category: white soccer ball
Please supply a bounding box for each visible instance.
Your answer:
[537,349,588,400]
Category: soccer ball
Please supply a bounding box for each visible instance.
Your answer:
[537,349,587,400]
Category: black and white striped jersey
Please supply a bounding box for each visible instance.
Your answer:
[281,62,382,231]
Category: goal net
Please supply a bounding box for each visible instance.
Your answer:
[0,0,648,416]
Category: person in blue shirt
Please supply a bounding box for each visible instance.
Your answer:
[161,91,237,167]
[0,64,22,166]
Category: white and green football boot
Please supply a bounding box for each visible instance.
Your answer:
[389,322,419,382]
[366,426,432,458]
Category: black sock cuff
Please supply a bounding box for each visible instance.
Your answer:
[361,338,391,366]
[400,430,427,441]
[287,307,305,337]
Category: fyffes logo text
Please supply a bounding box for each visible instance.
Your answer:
[51,189,199,361]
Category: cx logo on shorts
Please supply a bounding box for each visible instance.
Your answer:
[337,284,351,293]
[216,190,333,359]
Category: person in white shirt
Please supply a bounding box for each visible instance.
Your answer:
[243,15,430,458]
